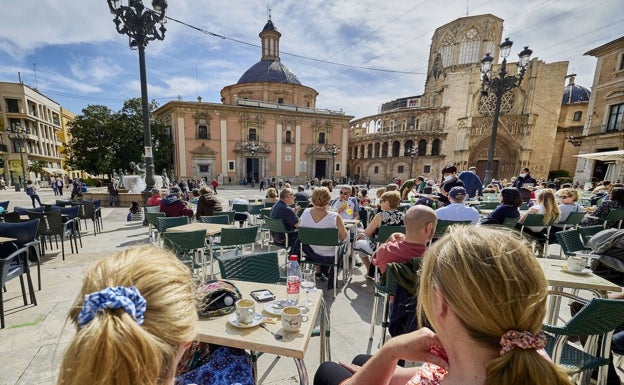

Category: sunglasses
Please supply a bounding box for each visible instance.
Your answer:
[340,191,350,195]
[559,195,570,199]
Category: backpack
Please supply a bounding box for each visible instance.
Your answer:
[195,280,242,318]
[25,186,34,196]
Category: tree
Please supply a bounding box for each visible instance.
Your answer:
[29,159,46,176]
[66,98,171,176]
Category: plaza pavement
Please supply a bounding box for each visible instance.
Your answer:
[1,184,620,385]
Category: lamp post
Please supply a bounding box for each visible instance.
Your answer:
[244,141,260,186]
[408,147,416,179]
[107,0,167,195]
[327,144,340,183]
[7,122,30,189]
[480,38,532,185]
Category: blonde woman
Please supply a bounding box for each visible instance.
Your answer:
[57,246,197,385]
[517,188,560,235]
[264,187,279,204]
[314,226,572,385]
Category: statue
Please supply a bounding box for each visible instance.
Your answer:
[112,170,119,180]
[162,169,170,188]
[118,169,125,188]
[129,161,145,176]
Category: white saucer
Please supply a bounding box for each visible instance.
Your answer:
[264,300,288,316]
[561,266,593,275]
[227,313,263,328]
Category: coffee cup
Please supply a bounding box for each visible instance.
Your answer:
[281,306,308,333]
[567,256,585,272]
[235,299,255,324]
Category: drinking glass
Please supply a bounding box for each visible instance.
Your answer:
[300,269,316,307]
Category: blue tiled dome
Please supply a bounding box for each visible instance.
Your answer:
[237,60,302,85]
[562,76,590,105]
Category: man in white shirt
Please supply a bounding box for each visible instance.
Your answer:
[435,186,480,224]
[329,185,360,220]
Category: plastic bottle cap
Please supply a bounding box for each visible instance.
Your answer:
[289,255,298,261]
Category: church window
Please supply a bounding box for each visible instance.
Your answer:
[573,111,582,122]
[432,139,441,155]
[458,28,480,64]
[318,132,325,144]
[392,141,400,157]
[606,103,624,132]
[198,125,208,139]
[418,140,427,156]
[285,130,292,143]
[248,128,257,141]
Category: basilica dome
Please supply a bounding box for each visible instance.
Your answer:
[561,75,590,105]
[237,60,302,85]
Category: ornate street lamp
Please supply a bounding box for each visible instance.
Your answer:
[407,147,417,179]
[107,0,167,195]
[7,122,30,188]
[480,38,532,185]
[327,144,340,182]
[244,141,260,185]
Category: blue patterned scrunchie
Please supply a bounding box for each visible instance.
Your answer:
[77,286,147,327]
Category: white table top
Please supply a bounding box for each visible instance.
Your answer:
[537,258,621,294]
[0,236,17,243]
[166,223,236,236]
[195,280,322,360]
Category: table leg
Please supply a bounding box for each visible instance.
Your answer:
[320,297,331,362]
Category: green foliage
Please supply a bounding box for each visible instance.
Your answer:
[29,160,47,174]
[548,170,570,180]
[66,98,172,176]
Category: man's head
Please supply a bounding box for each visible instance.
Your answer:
[170,186,181,196]
[442,165,457,181]
[298,185,305,192]
[279,188,295,203]
[404,205,437,243]
[339,185,352,200]
[469,166,477,174]
[416,176,425,183]
[448,186,467,203]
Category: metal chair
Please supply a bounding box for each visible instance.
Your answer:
[216,251,284,283]
[368,265,398,344]
[77,200,99,235]
[209,226,259,279]
[298,227,346,297]
[93,199,103,231]
[155,216,190,245]
[429,220,471,245]
[145,212,166,244]
[375,225,405,247]
[232,203,250,226]
[519,214,555,256]
[558,211,588,230]
[55,205,82,248]
[477,201,499,210]
[578,225,605,246]
[27,210,77,261]
[264,217,297,252]
[543,294,624,385]
[199,214,230,225]
[0,246,37,328]
[555,228,592,258]
[603,209,624,229]
[162,229,208,280]
[501,216,520,229]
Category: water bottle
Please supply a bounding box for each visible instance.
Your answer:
[286,255,301,305]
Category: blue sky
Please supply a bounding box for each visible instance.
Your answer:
[1,0,621,119]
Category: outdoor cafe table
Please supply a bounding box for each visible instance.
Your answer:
[0,236,17,244]
[195,280,329,385]
[537,258,622,324]
[167,223,237,279]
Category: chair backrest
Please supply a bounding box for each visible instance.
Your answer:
[264,217,291,234]
[298,227,340,247]
[521,213,546,228]
[199,215,230,225]
[0,219,40,246]
[264,201,276,209]
[478,201,499,210]
[156,216,190,233]
[0,247,29,287]
[555,229,587,257]
[578,225,605,246]
[58,205,80,220]
[217,251,282,283]
[377,225,405,244]
[232,203,249,213]
[520,202,529,210]
[259,207,272,220]
[1,212,21,223]
[145,205,161,214]
[559,211,587,228]
[15,206,44,215]
[248,204,263,216]
[219,226,259,248]
[78,201,95,219]
[93,199,102,209]
[501,216,520,228]
[27,210,63,235]
[162,229,207,253]
[220,211,236,224]
[297,201,310,208]
[434,220,471,238]
[145,212,166,227]
[604,209,624,229]
[546,298,624,336]
[0,201,9,210]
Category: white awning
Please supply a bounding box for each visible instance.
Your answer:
[42,167,67,175]
[574,150,624,162]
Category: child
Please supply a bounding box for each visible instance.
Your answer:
[128,201,143,221]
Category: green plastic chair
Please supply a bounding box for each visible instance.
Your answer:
[519,214,555,256]
[543,295,624,385]
[368,265,398,344]
[298,227,345,298]
[264,217,297,252]
[376,225,405,246]
[216,251,284,283]
[501,216,520,229]
[558,211,588,230]
[163,229,208,280]
[603,209,624,229]
[145,212,166,244]
[578,225,605,246]
[477,201,499,210]
[429,220,471,245]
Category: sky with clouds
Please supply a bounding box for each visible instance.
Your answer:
[1,0,621,119]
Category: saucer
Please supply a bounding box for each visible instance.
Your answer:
[263,300,289,316]
[227,313,263,328]
[561,266,592,275]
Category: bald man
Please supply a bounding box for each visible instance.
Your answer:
[372,205,437,274]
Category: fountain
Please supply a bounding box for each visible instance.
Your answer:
[122,161,164,193]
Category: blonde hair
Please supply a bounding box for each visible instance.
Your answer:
[557,187,579,202]
[311,186,331,207]
[418,226,571,385]
[381,190,401,209]
[58,246,197,385]
[266,187,278,199]
[537,188,560,224]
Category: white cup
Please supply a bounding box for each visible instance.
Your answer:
[281,306,309,333]
[235,299,255,324]
[567,256,585,272]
